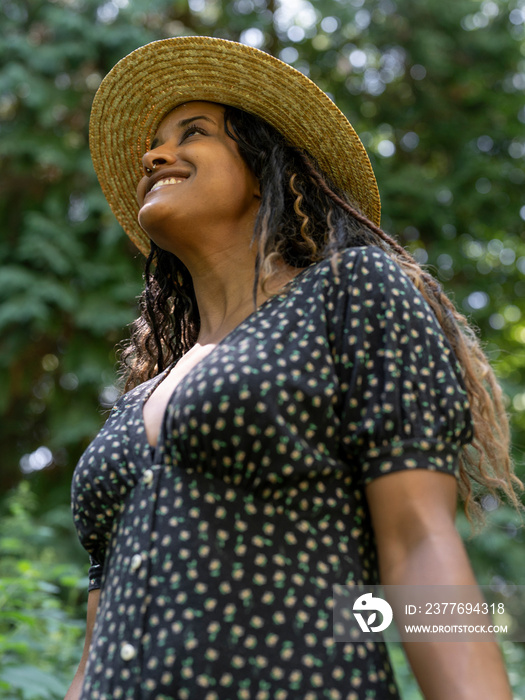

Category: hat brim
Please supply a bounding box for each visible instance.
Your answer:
[89,36,380,256]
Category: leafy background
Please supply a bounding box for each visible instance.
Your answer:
[1,0,524,697]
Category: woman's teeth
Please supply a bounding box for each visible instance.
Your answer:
[150,178,186,192]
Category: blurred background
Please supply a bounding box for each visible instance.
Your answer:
[1,0,524,697]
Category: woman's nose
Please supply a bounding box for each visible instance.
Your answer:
[142,148,176,175]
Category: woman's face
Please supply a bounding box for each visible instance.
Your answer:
[136,101,260,257]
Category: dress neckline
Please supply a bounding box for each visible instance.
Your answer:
[140,261,317,456]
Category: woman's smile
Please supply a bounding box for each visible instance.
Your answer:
[142,167,192,198]
[149,177,187,193]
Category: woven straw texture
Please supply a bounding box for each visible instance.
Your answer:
[89,36,381,255]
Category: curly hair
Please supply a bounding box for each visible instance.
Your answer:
[119,105,522,524]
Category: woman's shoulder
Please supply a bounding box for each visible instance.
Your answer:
[336,245,402,276]
[302,245,436,334]
[305,245,405,295]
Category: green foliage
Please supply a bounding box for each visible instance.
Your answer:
[458,507,525,585]
[388,640,525,699]
[0,483,85,699]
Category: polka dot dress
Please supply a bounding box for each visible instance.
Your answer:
[72,247,473,699]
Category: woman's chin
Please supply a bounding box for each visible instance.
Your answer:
[138,220,183,257]
[138,206,173,242]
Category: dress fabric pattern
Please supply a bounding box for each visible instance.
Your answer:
[72,247,473,700]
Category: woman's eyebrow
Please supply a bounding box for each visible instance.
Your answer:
[150,115,216,150]
[178,114,215,128]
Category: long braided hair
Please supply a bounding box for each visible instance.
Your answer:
[119,105,522,523]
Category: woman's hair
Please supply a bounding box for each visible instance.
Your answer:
[119,105,522,524]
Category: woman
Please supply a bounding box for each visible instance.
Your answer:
[67,37,521,699]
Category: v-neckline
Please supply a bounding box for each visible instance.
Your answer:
[140,262,316,456]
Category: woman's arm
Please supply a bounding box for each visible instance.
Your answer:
[366,470,512,700]
[64,588,100,700]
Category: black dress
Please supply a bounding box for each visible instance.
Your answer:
[72,246,473,699]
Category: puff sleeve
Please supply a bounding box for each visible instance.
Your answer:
[332,247,474,482]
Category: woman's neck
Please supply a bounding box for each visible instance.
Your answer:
[186,249,301,345]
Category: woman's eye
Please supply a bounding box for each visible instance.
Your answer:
[181,125,205,141]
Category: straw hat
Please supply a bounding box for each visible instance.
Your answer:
[89,36,380,256]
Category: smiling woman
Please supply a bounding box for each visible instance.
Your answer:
[67,36,522,700]
[135,102,261,264]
